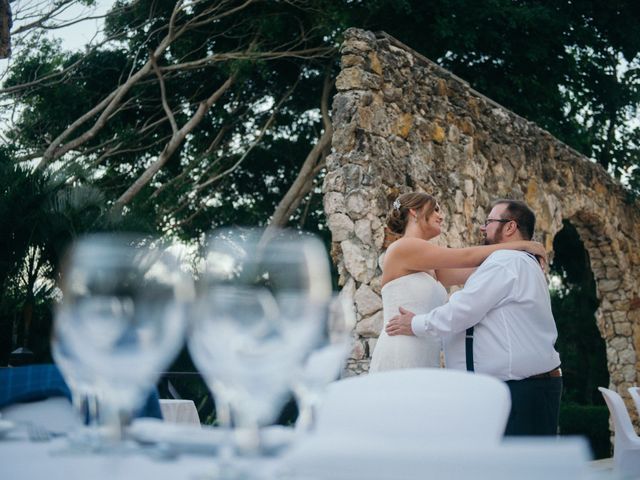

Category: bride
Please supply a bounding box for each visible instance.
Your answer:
[369,192,546,372]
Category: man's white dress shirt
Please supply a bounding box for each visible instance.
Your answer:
[411,250,560,381]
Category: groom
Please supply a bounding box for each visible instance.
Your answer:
[386,199,562,436]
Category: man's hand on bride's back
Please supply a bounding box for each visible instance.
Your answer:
[386,307,416,336]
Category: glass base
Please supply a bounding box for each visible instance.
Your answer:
[52,426,144,456]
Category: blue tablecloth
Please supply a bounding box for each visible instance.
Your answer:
[0,363,162,419]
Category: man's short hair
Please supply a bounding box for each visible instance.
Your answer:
[491,199,536,240]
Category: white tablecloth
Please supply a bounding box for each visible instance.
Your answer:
[0,420,614,480]
[159,399,200,426]
[1,435,222,480]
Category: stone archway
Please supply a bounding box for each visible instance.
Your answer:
[323,28,640,417]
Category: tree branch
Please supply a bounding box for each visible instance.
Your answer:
[151,52,178,134]
[193,76,301,192]
[267,70,334,228]
[111,71,238,211]
[36,1,189,168]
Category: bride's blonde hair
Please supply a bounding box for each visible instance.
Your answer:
[387,192,438,234]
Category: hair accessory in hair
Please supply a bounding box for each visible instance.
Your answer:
[392,198,401,211]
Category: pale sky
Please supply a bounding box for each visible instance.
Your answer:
[45,0,113,51]
[0,1,115,142]
[0,0,113,74]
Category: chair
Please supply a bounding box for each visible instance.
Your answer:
[598,386,640,476]
[283,369,587,480]
[628,387,640,418]
[159,399,200,426]
[280,436,591,480]
[314,368,511,444]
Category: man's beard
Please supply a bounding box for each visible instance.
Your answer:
[484,226,504,245]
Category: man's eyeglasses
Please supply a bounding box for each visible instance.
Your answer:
[483,218,516,227]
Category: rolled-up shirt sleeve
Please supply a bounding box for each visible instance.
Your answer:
[411,258,517,337]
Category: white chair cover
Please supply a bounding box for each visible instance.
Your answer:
[314,368,511,444]
[159,399,200,427]
[628,387,640,418]
[598,386,640,476]
[280,433,591,480]
[281,370,591,479]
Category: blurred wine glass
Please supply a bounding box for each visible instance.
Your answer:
[188,227,331,469]
[53,233,192,444]
[51,332,102,448]
[292,294,356,432]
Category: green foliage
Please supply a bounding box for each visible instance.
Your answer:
[0,148,49,290]
[560,403,611,460]
[551,221,610,454]
[551,221,608,406]
[0,146,156,364]
[0,276,55,365]
[4,1,346,239]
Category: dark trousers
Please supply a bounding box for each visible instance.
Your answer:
[504,376,562,436]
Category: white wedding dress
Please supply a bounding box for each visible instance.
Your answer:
[369,272,448,372]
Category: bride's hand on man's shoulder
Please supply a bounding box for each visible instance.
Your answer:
[534,252,548,272]
[525,241,547,272]
[526,241,547,261]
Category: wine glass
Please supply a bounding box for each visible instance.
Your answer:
[188,227,331,471]
[292,294,356,432]
[51,332,103,449]
[53,233,193,445]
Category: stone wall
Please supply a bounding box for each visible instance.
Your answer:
[0,0,11,59]
[324,28,640,416]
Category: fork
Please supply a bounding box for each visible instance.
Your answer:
[27,423,51,442]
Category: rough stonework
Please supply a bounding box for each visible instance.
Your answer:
[0,0,11,59]
[324,29,640,418]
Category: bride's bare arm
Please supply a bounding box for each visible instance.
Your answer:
[389,237,547,272]
[435,267,476,287]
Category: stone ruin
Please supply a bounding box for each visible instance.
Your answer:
[323,28,640,417]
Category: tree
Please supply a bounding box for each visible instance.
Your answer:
[0,0,344,362]
[0,148,78,362]
[3,1,640,243]
[0,141,158,364]
[0,146,49,294]
[3,1,340,237]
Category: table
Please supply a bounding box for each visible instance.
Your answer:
[1,435,220,480]
[0,422,617,480]
[0,421,287,480]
